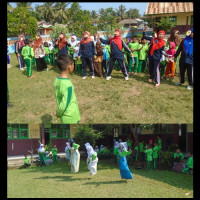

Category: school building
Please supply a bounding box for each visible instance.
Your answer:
[7,124,78,156]
[93,124,193,153]
[145,2,193,33]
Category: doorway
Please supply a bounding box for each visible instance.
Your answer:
[44,128,50,146]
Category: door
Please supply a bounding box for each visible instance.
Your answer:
[179,124,186,152]
[44,128,50,145]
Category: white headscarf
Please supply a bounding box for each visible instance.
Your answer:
[48,41,54,50]
[85,142,90,147]
[114,141,119,148]
[118,142,127,152]
[86,144,95,158]
[70,36,78,47]
[38,144,45,153]
[65,142,71,150]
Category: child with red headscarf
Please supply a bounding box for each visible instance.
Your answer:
[99,29,133,80]
[15,35,25,70]
[164,42,176,79]
[78,31,96,79]
[147,30,166,87]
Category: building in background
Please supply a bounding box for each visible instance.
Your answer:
[119,18,145,29]
[145,2,193,33]
[7,124,77,156]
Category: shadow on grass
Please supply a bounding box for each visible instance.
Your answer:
[130,166,193,191]
[83,180,127,186]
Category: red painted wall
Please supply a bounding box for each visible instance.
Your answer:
[51,139,69,153]
[7,139,39,156]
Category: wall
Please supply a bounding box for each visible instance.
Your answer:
[176,12,193,25]
[51,138,68,153]
[7,139,39,156]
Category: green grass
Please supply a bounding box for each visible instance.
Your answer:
[7,54,193,124]
[7,159,193,198]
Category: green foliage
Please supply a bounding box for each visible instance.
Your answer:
[50,23,69,40]
[98,149,112,160]
[126,8,140,19]
[116,5,127,20]
[45,144,52,152]
[160,151,174,168]
[7,7,38,38]
[54,2,69,24]
[39,2,56,23]
[74,125,103,150]
[167,144,179,152]
[155,17,175,33]
[143,14,153,28]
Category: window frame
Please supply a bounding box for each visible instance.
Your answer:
[7,124,29,139]
[50,124,70,139]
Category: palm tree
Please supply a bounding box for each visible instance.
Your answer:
[39,2,56,24]
[33,4,44,21]
[90,10,98,20]
[16,2,33,11]
[116,5,126,20]
[126,8,140,19]
[54,2,69,24]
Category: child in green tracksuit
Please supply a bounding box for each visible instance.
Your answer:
[49,43,54,65]
[128,36,140,73]
[153,142,159,169]
[138,38,149,73]
[52,145,58,164]
[21,39,34,78]
[44,42,50,65]
[182,152,193,175]
[54,54,81,124]
[24,154,31,167]
[144,145,153,171]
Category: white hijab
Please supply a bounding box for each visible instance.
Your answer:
[65,142,71,150]
[118,142,127,152]
[38,144,45,152]
[114,141,119,148]
[86,145,95,158]
[70,36,78,47]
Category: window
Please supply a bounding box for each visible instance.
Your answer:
[191,15,193,25]
[153,124,174,134]
[51,130,57,138]
[7,124,29,139]
[50,124,70,138]
[169,16,177,25]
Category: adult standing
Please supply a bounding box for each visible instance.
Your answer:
[78,31,96,79]
[85,143,98,176]
[55,33,71,56]
[99,29,133,80]
[33,35,48,72]
[38,144,46,167]
[147,30,166,87]
[70,143,80,173]
[15,35,25,70]
[174,28,193,90]
[165,30,181,73]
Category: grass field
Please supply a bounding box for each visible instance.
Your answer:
[7,54,193,124]
[7,159,193,198]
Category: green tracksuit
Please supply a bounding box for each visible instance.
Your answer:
[31,47,36,66]
[157,139,162,151]
[105,45,111,61]
[39,152,46,166]
[74,57,82,75]
[153,146,159,169]
[21,46,33,77]
[44,47,50,64]
[128,42,139,72]
[145,148,153,170]
[24,157,31,167]
[54,77,80,124]
[52,148,58,164]
[49,47,54,64]
[182,156,193,174]
[138,43,148,73]
[174,152,184,162]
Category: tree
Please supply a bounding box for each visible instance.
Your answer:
[155,16,175,33]
[49,23,69,40]
[7,7,38,38]
[143,13,153,28]
[126,8,140,19]
[7,3,13,13]
[16,2,33,12]
[33,4,44,21]
[90,10,99,21]
[74,125,103,150]
[54,2,69,24]
[39,2,56,24]
[116,5,126,21]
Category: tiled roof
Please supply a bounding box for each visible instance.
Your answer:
[146,2,193,15]
[119,19,138,24]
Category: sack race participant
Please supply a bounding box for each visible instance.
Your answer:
[99,29,133,80]
[38,144,46,167]
[147,30,166,87]
[78,31,96,79]
[174,28,193,90]
[48,42,54,65]
[114,141,120,164]
[65,142,71,163]
[85,143,98,176]
[70,143,80,173]
[94,42,104,78]
[15,35,25,70]
[33,35,48,72]
[118,142,133,179]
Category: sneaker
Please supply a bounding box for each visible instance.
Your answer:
[175,82,182,86]
[125,76,129,80]
[82,76,87,80]
[20,68,24,71]
[106,76,111,80]
[186,85,192,90]
[91,76,95,79]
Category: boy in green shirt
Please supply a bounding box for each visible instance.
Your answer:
[138,38,149,73]
[144,145,153,171]
[182,152,193,175]
[52,144,58,164]
[54,54,81,124]
[174,148,184,162]
[128,36,140,73]
[24,154,31,167]
[21,39,34,78]
[153,142,159,169]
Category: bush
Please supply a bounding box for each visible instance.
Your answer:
[44,144,52,152]
[159,151,174,168]
[74,125,103,150]
[98,148,113,160]
[167,144,179,152]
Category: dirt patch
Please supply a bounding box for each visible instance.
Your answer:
[24,112,36,119]
[123,86,141,98]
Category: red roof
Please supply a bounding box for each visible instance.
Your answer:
[146,2,193,15]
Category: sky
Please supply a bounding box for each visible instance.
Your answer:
[10,2,148,16]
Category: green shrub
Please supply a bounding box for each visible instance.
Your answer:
[159,151,174,168]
